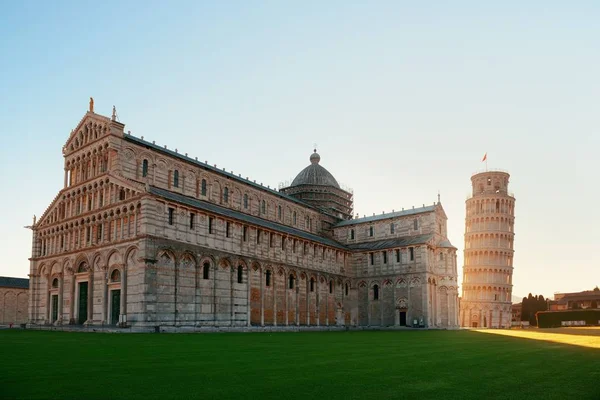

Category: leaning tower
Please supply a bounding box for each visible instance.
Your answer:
[460,170,515,328]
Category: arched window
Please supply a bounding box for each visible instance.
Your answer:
[261,200,266,214]
[310,278,315,292]
[111,269,121,282]
[119,189,125,201]
[52,278,59,288]
[373,284,379,300]
[142,159,148,177]
[265,270,271,287]
[223,187,229,203]
[201,179,207,196]
[77,262,88,273]
[203,262,210,279]
[345,283,349,296]
[243,194,248,209]
[173,170,179,188]
[237,265,243,284]
[289,274,294,289]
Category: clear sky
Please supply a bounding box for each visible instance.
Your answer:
[1,1,598,300]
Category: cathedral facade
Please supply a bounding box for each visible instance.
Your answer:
[28,105,459,329]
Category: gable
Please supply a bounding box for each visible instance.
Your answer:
[62,112,115,156]
[35,173,146,229]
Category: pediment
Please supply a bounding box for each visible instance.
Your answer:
[62,112,113,156]
[35,173,146,230]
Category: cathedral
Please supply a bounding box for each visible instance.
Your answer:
[28,103,459,329]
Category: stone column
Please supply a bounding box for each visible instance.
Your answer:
[273,272,277,327]
[380,286,384,325]
[295,285,300,326]
[87,273,93,324]
[69,274,75,324]
[101,268,107,324]
[260,267,264,326]
[120,266,127,325]
[246,268,251,327]
[58,274,64,324]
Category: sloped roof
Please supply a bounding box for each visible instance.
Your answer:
[345,234,434,251]
[148,186,348,250]
[0,277,29,289]
[124,134,317,211]
[335,205,437,227]
[438,239,458,249]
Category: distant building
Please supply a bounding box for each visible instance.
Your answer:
[0,277,29,325]
[551,287,600,310]
[511,302,521,323]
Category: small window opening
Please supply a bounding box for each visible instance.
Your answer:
[369,226,373,237]
[226,221,230,238]
[373,284,379,300]
[142,159,148,177]
[265,270,271,287]
[203,262,210,279]
[173,170,179,188]
[289,274,294,289]
[237,265,243,284]
[350,229,355,240]
[329,280,333,294]
[369,252,374,265]
[201,179,207,196]
[345,283,349,296]
[190,213,195,229]
[208,217,214,234]
[310,278,315,292]
[168,208,174,225]
[383,251,387,264]
[409,247,414,261]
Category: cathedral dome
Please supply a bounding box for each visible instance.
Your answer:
[290,149,340,189]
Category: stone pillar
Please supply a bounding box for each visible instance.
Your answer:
[120,266,127,325]
[260,267,264,326]
[69,274,75,324]
[273,274,277,327]
[101,269,107,324]
[58,275,63,324]
[246,268,251,327]
[87,273,93,324]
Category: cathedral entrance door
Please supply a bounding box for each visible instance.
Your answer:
[78,282,88,324]
[111,290,121,325]
[399,311,407,326]
[51,294,58,323]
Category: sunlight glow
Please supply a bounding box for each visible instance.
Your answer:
[475,327,600,349]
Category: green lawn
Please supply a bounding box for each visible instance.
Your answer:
[0,329,598,399]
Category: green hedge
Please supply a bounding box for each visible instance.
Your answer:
[536,310,600,328]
